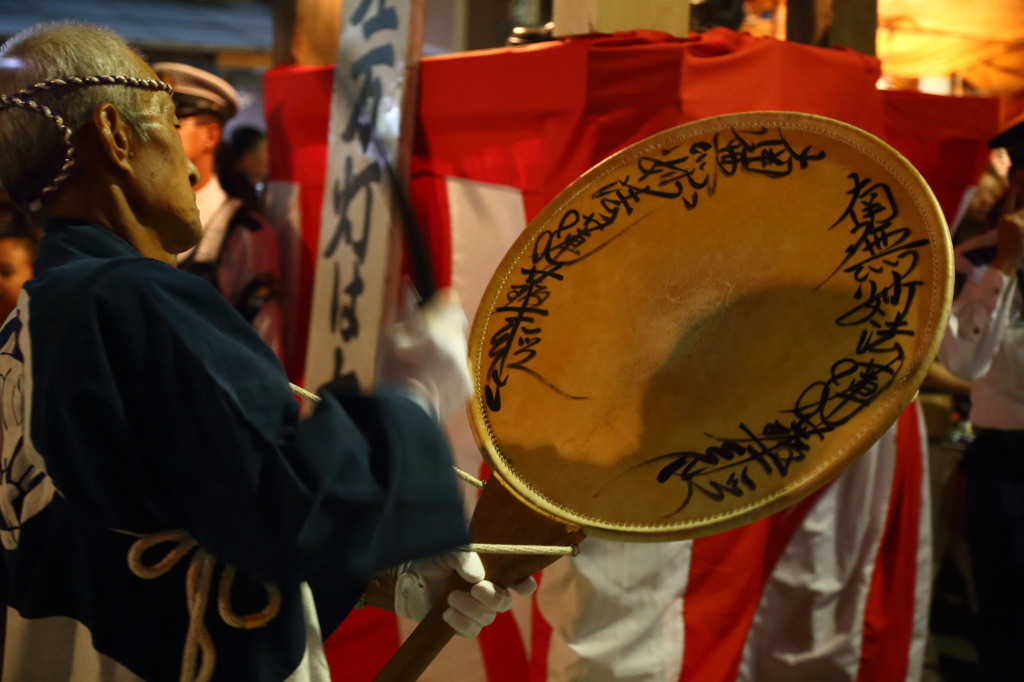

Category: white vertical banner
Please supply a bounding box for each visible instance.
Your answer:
[304,0,423,392]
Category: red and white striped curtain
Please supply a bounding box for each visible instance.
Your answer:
[264,28,1000,682]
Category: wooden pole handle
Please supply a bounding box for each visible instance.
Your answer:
[372,576,468,682]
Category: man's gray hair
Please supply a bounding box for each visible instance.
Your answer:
[0,22,153,210]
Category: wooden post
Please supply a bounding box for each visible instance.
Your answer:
[552,0,690,36]
[831,0,876,56]
[293,0,345,65]
[787,0,876,56]
[271,0,298,65]
[466,0,510,50]
[272,0,345,66]
[786,0,829,47]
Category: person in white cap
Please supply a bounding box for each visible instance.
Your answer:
[152,61,284,359]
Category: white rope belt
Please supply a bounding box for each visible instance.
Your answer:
[290,383,579,558]
[116,529,281,682]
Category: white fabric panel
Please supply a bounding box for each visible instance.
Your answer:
[539,539,692,682]
[906,405,932,682]
[736,421,901,682]
[441,176,529,516]
[289,583,333,682]
[414,177,529,682]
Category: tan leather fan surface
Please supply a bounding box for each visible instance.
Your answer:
[468,111,952,540]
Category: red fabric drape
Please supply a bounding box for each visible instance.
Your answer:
[262,29,997,681]
[264,64,334,381]
[680,489,827,682]
[882,90,1001,224]
[413,28,885,229]
[265,31,998,386]
[856,404,926,682]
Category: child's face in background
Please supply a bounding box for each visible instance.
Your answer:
[0,237,34,322]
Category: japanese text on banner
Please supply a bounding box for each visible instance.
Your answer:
[304,0,412,392]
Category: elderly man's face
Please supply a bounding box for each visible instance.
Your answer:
[128,72,203,254]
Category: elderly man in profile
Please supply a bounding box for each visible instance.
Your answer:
[0,22,527,682]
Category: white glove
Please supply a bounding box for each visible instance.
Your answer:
[395,552,539,638]
[376,287,473,422]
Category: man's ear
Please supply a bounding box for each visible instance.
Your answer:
[92,102,133,172]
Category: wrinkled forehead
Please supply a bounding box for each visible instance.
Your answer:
[127,54,175,119]
[140,88,177,121]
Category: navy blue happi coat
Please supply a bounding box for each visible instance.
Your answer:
[0,219,468,681]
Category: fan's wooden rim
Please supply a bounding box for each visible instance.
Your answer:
[467,111,953,541]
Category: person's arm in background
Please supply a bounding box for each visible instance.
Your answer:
[922,361,973,397]
[940,202,1024,381]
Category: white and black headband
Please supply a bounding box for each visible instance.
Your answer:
[0,75,172,210]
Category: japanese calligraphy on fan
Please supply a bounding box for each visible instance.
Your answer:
[469,115,949,536]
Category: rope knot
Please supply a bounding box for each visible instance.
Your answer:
[126,529,281,682]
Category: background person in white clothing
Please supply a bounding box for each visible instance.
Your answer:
[152,62,285,360]
[939,120,1024,680]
